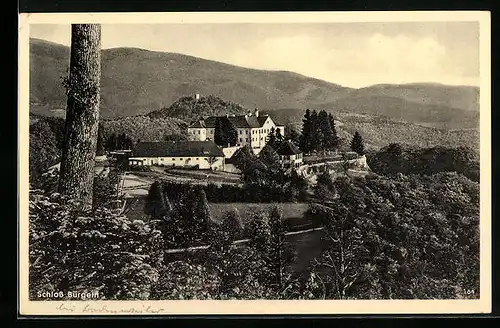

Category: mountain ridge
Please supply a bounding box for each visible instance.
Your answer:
[30,38,479,129]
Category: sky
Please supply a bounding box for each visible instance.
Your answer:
[30,22,480,88]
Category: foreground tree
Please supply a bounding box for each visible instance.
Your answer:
[266,206,296,297]
[58,24,102,210]
[29,191,164,300]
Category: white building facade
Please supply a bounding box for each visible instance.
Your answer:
[187,109,285,150]
[129,141,225,170]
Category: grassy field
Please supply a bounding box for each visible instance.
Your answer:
[208,202,310,226]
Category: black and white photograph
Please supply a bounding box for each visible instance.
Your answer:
[18,12,491,315]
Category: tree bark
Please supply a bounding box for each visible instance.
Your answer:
[58,24,101,210]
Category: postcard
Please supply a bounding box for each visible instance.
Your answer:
[18,11,491,315]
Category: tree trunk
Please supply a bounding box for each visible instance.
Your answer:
[58,24,101,210]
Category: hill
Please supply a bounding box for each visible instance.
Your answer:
[30,38,479,129]
[317,93,479,130]
[356,83,479,112]
[148,95,247,122]
[30,38,352,118]
[268,108,479,152]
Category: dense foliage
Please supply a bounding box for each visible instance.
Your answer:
[30,168,479,301]
[148,95,247,122]
[29,119,61,186]
[214,116,238,146]
[300,109,340,153]
[29,191,164,300]
[368,144,479,182]
[29,115,107,185]
[102,116,186,144]
[104,133,134,151]
[306,172,479,299]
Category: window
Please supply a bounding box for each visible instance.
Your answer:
[196,158,199,160]
[173,158,176,161]
[245,130,248,135]
[239,138,242,142]
[239,130,242,135]
[198,130,200,134]
[246,138,249,142]
[180,158,183,160]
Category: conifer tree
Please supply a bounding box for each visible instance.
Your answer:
[259,144,280,170]
[328,113,340,151]
[300,109,312,153]
[267,126,277,149]
[144,181,169,219]
[310,110,321,152]
[220,208,244,242]
[350,131,365,155]
[318,110,334,152]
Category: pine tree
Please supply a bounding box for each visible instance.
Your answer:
[144,181,169,219]
[318,110,334,152]
[58,24,102,210]
[350,131,365,155]
[310,110,321,152]
[220,208,244,242]
[275,127,284,147]
[328,113,340,151]
[285,123,301,145]
[267,126,277,149]
[189,187,213,244]
[259,144,280,170]
[300,109,312,153]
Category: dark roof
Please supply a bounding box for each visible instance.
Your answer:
[132,141,224,157]
[188,120,206,128]
[191,114,272,129]
[257,115,270,126]
[276,141,302,155]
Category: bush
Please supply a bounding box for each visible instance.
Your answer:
[128,165,152,172]
[29,191,164,300]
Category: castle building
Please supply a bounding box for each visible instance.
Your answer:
[188,108,285,150]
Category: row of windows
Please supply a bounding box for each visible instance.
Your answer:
[189,129,214,134]
[239,137,266,143]
[134,157,223,162]
[238,128,277,135]
[191,128,281,135]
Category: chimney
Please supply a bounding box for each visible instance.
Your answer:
[254,108,259,117]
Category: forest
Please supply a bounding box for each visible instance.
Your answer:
[30,164,479,300]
